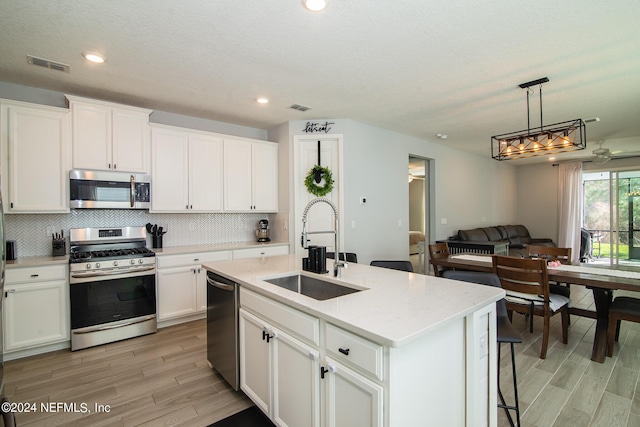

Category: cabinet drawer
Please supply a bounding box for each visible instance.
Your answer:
[326,323,384,381]
[240,288,319,346]
[232,245,288,260]
[5,264,67,284]
[157,250,231,268]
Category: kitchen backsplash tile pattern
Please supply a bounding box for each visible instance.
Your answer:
[5,211,275,257]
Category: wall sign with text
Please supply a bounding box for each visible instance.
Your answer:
[302,121,335,133]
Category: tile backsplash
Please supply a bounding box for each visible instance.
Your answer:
[5,210,276,257]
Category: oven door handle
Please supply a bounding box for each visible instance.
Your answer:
[71,266,155,279]
[206,276,235,291]
[72,315,157,334]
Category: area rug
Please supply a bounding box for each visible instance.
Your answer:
[209,406,274,427]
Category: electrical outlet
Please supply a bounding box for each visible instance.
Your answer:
[479,331,488,358]
[359,196,366,205]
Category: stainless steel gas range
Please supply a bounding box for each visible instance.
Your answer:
[69,226,157,351]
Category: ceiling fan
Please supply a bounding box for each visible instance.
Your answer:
[592,140,611,164]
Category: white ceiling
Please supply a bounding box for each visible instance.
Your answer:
[2,0,639,165]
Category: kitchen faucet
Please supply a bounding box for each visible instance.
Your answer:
[301,197,347,277]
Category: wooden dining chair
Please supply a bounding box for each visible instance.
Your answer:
[606,296,640,357]
[492,255,570,359]
[428,242,450,277]
[442,270,522,426]
[527,245,572,299]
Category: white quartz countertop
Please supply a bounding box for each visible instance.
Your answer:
[203,254,505,348]
[6,255,69,268]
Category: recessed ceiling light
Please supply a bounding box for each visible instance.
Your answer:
[303,0,328,12]
[82,52,105,63]
[256,97,269,104]
[548,157,556,161]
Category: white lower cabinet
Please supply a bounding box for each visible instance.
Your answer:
[3,265,69,354]
[324,358,383,427]
[156,251,232,322]
[240,308,321,427]
[240,288,381,427]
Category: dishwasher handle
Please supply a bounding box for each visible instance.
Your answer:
[207,275,236,292]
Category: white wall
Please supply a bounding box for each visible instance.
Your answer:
[516,163,559,241]
[274,119,518,264]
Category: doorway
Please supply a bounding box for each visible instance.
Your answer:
[582,169,640,265]
[409,156,429,272]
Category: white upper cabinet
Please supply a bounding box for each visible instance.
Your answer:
[67,95,151,173]
[0,100,70,213]
[150,124,223,212]
[223,138,278,212]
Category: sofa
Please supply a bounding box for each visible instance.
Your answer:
[446,224,555,257]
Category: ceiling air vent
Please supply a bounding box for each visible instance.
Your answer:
[26,55,70,73]
[289,103,312,112]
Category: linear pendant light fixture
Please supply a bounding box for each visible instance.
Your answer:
[491,77,586,161]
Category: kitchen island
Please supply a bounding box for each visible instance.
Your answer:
[203,254,504,427]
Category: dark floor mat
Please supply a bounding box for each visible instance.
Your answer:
[209,406,274,427]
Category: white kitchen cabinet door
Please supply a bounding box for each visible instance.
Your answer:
[1,102,70,213]
[3,280,69,352]
[111,108,151,173]
[68,96,151,173]
[189,134,223,211]
[223,139,253,211]
[252,142,278,212]
[70,101,112,171]
[151,127,190,211]
[324,358,383,427]
[240,309,272,416]
[223,139,278,212]
[273,328,321,427]
[157,266,198,321]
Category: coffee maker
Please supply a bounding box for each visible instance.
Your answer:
[256,219,271,242]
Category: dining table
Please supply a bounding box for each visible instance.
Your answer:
[430,254,640,363]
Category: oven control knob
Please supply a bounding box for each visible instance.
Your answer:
[96,263,101,268]
[130,259,135,265]
[86,263,91,269]
[138,259,144,264]
[113,261,119,267]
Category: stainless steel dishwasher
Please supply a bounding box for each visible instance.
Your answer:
[206,271,239,391]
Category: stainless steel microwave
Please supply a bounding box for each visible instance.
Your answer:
[70,170,151,209]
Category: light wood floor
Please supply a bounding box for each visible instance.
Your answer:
[3,320,253,427]
[3,285,640,426]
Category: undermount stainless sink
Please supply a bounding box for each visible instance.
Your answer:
[262,274,362,300]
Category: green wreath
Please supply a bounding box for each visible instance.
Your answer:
[305,165,334,197]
